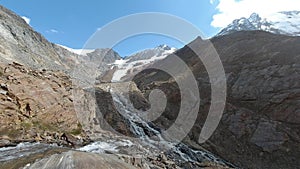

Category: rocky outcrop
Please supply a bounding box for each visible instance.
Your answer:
[0,62,88,146]
[133,31,300,169]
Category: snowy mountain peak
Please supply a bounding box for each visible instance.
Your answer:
[217,11,300,37]
[248,13,261,23]
[156,44,172,50]
[124,45,176,62]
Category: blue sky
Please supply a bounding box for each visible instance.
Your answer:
[0,0,221,56]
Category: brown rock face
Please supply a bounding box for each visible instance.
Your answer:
[0,62,86,146]
[133,31,300,169]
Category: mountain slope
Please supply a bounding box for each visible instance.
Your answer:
[0,5,81,71]
[133,31,300,169]
[0,5,122,81]
[218,11,300,36]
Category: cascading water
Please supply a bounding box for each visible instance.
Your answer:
[109,87,236,168]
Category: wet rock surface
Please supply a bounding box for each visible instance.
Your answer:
[26,151,138,169]
[0,143,70,169]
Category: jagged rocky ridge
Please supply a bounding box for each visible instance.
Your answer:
[218,11,300,36]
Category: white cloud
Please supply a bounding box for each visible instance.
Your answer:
[50,29,59,33]
[210,0,216,4]
[46,29,59,33]
[211,0,300,28]
[21,16,30,25]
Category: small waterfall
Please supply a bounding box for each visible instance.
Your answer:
[110,89,235,167]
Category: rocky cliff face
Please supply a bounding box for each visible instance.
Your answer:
[0,62,89,147]
[133,31,300,169]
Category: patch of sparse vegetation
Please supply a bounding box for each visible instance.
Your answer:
[21,122,32,130]
[32,120,58,132]
[5,128,22,138]
[0,67,3,76]
[69,123,83,135]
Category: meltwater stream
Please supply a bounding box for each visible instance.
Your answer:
[107,88,235,167]
[0,142,59,162]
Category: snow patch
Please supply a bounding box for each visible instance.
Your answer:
[58,45,95,56]
[265,12,300,35]
[111,47,176,82]
[21,16,30,25]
